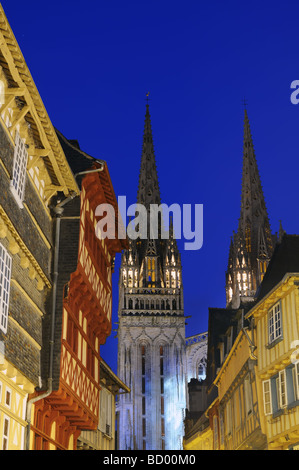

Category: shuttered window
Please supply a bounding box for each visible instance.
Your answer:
[262,380,272,415]
[244,374,253,415]
[99,387,112,437]
[279,370,287,408]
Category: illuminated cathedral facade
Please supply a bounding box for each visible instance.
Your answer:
[116,104,188,450]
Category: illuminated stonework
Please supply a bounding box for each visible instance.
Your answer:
[226,109,275,308]
[117,104,187,450]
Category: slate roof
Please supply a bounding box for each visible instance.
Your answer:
[55,128,104,177]
[256,234,299,301]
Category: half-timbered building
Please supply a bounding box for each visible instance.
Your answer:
[0,5,127,450]
[28,131,127,450]
[0,5,79,450]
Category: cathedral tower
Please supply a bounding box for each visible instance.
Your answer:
[226,109,275,307]
[117,104,187,450]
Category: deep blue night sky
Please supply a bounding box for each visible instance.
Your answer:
[2,0,299,373]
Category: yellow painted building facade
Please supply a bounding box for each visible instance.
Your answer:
[0,357,34,450]
[247,271,299,450]
[184,235,299,451]
[183,413,213,450]
[214,328,267,450]
[0,5,78,450]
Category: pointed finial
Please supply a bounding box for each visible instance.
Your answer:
[278,220,286,243]
[146,92,150,104]
[242,97,248,109]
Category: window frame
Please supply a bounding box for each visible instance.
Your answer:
[0,243,12,334]
[268,301,282,346]
[213,415,219,450]
[2,414,10,450]
[262,379,272,416]
[10,131,28,208]
[294,363,299,401]
[278,369,287,409]
[244,374,253,416]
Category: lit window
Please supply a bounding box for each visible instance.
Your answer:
[122,269,127,287]
[198,362,206,381]
[268,302,282,344]
[10,131,28,208]
[128,269,133,287]
[166,270,170,288]
[0,244,12,334]
[147,257,156,285]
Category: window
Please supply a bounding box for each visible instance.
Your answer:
[233,388,241,429]
[10,131,28,208]
[294,363,299,401]
[262,380,272,416]
[0,244,12,334]
[198,361,206,381]
[279,370,287,409]
[268,302,282,345]
[263,366,299,416]
[226,399,232,435]
[99,388,112,437]
[244,375,253,415]
[213,416,219,450]
[219,412,224,446]
[5,388,11,408]
[2,415,9,450]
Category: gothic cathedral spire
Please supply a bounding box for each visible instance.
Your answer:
[137,103,161,210]
[226,109,274,307]
[117,102,186,451]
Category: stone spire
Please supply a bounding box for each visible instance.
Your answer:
[117,103,186,451]
[238,109,272,243]
[226,108,274,307]
[137,103,161,211]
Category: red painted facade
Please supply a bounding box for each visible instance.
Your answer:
[29,163,127,450]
